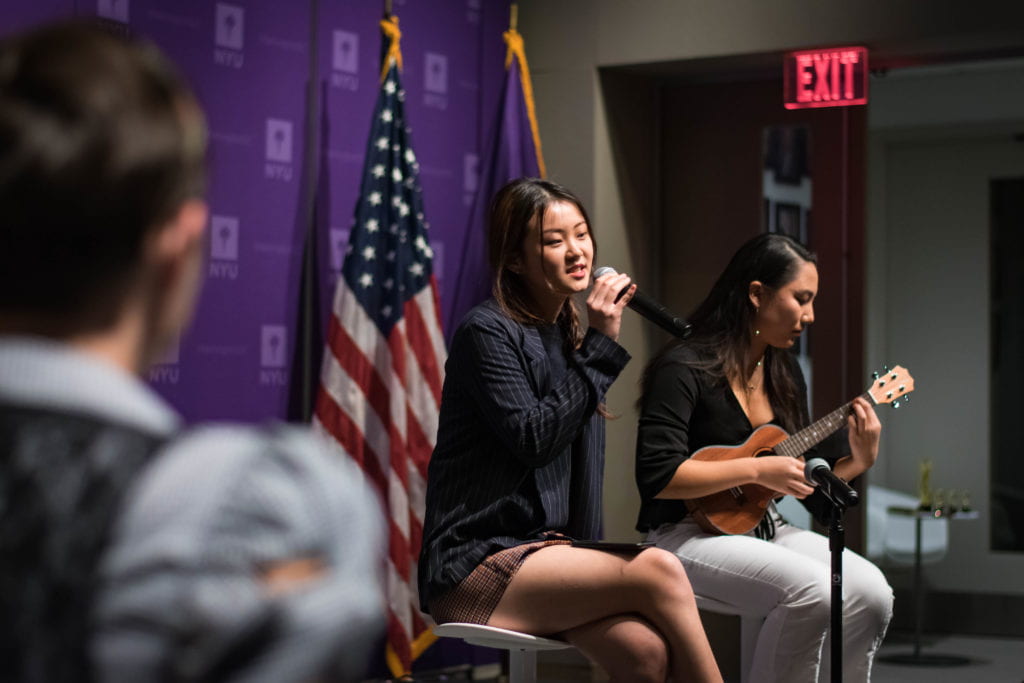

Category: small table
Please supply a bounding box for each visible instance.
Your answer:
[877,506,979,666]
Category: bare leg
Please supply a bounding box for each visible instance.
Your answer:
[564,614,668,683]
[488,546,721,683]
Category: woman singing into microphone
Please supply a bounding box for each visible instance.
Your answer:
[635,233,892,683]
[419,178,721,682]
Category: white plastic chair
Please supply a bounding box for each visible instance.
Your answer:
[431,623,571,683]
[693,594,763,683]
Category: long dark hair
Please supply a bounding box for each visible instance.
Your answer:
[641,233,816,431]
[488,177,593,350]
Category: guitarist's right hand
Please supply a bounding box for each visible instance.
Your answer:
[755,456,816,498]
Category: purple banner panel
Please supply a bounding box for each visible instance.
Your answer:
[2,2,519,674]
[0,0,74,36]
[124,1,314,423]
[1,0,515,433]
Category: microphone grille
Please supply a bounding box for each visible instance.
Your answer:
[593,266,618,279]
[804,457,830,477]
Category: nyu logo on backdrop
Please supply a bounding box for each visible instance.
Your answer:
[149,335,180,384]
[260,325,288,386]
[97,0,129,23]
[209,215,240,280]
[463,152,479,206]
[214,3,245,68]
[331,30,359,91]
[265,118,294,181]
[424,52,448,110]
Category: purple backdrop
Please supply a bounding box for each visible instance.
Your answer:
[1,0,512,428]
[2,1,513,672]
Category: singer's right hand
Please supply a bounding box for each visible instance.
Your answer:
[755,456,816,498]
[587,272,635,341]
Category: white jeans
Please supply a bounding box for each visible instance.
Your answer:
[649,512,893,683]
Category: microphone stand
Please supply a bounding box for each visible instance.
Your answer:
[825,499,847,683]
[806,459,857,683]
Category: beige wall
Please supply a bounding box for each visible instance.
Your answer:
[519,0,1024,541]
[524,1,1024,69]
[866,61,1024,595]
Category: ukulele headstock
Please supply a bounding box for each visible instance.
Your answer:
[866,364,914,408]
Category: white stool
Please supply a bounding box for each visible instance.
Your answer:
[695,594,763,683]
[432,623,572,683]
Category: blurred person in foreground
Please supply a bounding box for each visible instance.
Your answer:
[0,21,384,683]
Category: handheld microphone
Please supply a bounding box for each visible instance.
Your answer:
[592,266,692,339]
[804,458,859,508]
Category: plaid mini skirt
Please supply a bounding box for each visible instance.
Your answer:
[429,536,572,625]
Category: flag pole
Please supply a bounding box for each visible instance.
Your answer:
[503,6,546,177]
[286,0,323,422]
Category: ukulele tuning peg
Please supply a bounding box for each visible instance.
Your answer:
[886,391,893,399]
[872,371,880,380]
[904,395,911,404]
[882,364,890,372]
[893,401,901,409]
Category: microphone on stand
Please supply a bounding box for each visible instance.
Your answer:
[804,457,859,508]
[593,266,692,339]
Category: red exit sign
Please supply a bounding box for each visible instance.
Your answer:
[784,46,868,109]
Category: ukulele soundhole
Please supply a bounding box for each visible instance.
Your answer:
[728,447,777,506]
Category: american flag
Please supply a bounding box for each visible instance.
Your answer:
[313,15,445,678]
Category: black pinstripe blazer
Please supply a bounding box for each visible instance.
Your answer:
[418,300,630,609]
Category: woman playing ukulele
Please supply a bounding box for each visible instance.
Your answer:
[635,233,892,683]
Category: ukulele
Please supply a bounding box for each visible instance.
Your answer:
[684,365,915,536]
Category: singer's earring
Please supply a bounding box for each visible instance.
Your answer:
[755,329,760,336]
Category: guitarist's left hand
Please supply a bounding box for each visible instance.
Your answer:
[838,397,881,480]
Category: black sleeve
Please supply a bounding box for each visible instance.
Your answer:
[635,357,702,502]
[452,316,629,469]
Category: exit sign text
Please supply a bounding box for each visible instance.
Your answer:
[784,46,868,109]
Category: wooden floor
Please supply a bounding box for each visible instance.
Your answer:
[384,631,1024,682]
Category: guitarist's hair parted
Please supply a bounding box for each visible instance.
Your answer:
[641,233,816,432]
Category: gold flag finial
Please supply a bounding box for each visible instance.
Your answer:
[379,13,403,82]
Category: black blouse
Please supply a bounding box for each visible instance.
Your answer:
[635,344,844,532]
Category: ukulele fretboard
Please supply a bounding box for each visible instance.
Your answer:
[772,392,871,459]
